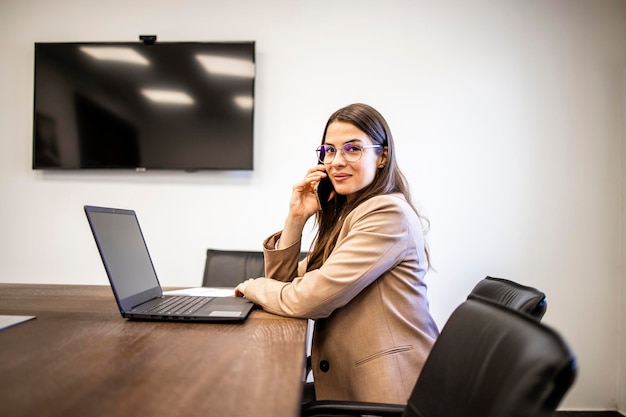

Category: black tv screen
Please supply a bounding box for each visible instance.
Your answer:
[33,41,255,170]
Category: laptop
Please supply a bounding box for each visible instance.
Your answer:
[84,205,255,322]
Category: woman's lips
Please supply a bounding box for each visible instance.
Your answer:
[332,173,351,182]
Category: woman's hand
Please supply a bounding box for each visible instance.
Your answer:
[288,165,330,220]
[277,165,332,250]
[234,279,251,297]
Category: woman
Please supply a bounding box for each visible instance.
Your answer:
[234,103,439,404]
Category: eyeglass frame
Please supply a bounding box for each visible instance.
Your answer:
[316,142,383,164]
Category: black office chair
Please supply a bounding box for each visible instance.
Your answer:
[301,298,577,417]
[202,249,309,287]
[467,276,547,320]
[202,249,266,287]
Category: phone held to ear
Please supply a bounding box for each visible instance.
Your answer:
[316,174,334,211]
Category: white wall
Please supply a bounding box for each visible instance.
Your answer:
[1,0,624,412]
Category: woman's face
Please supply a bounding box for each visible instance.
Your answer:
[323,121,387,198]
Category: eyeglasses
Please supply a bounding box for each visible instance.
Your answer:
[316,143,382,164]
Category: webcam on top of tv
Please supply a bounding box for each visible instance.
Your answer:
[139,35,157,45]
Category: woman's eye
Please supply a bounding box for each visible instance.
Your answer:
[344,144,361,152]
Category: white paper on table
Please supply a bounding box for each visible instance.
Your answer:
[163,287,236,297]
[0,315,36,331]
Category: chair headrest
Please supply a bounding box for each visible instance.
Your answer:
[467,276,547,319]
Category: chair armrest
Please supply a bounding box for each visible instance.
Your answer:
[301,400,404,417]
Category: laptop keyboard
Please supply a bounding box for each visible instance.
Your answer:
[147,296,213,315]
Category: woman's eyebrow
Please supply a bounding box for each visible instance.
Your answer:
[323,138,363,146]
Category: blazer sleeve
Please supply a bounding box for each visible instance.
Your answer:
[261,231,309,281]
[243,194,422,319]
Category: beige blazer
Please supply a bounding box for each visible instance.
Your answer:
[242,193,439,403]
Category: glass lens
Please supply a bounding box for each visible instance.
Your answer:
[316,145,336,163]
[341,143,362,162]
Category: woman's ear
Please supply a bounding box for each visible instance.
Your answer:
[378,146,388,168]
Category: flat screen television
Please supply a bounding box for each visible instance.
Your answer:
[33,40,255,171]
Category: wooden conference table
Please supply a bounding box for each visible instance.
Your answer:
[0,284,308,417]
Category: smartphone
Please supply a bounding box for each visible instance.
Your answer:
[316,174,335,210]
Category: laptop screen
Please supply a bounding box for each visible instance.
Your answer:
[85,207,161,308]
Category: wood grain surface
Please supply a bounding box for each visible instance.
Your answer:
[0,284,307,417]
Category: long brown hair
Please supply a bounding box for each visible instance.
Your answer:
[306,103,430,271]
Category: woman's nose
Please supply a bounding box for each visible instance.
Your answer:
[331,151,347,166]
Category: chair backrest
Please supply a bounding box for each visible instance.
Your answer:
[202,249,309,287]
[403,299,576,417]
[202,249,265,287]
[467,276,547,319]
